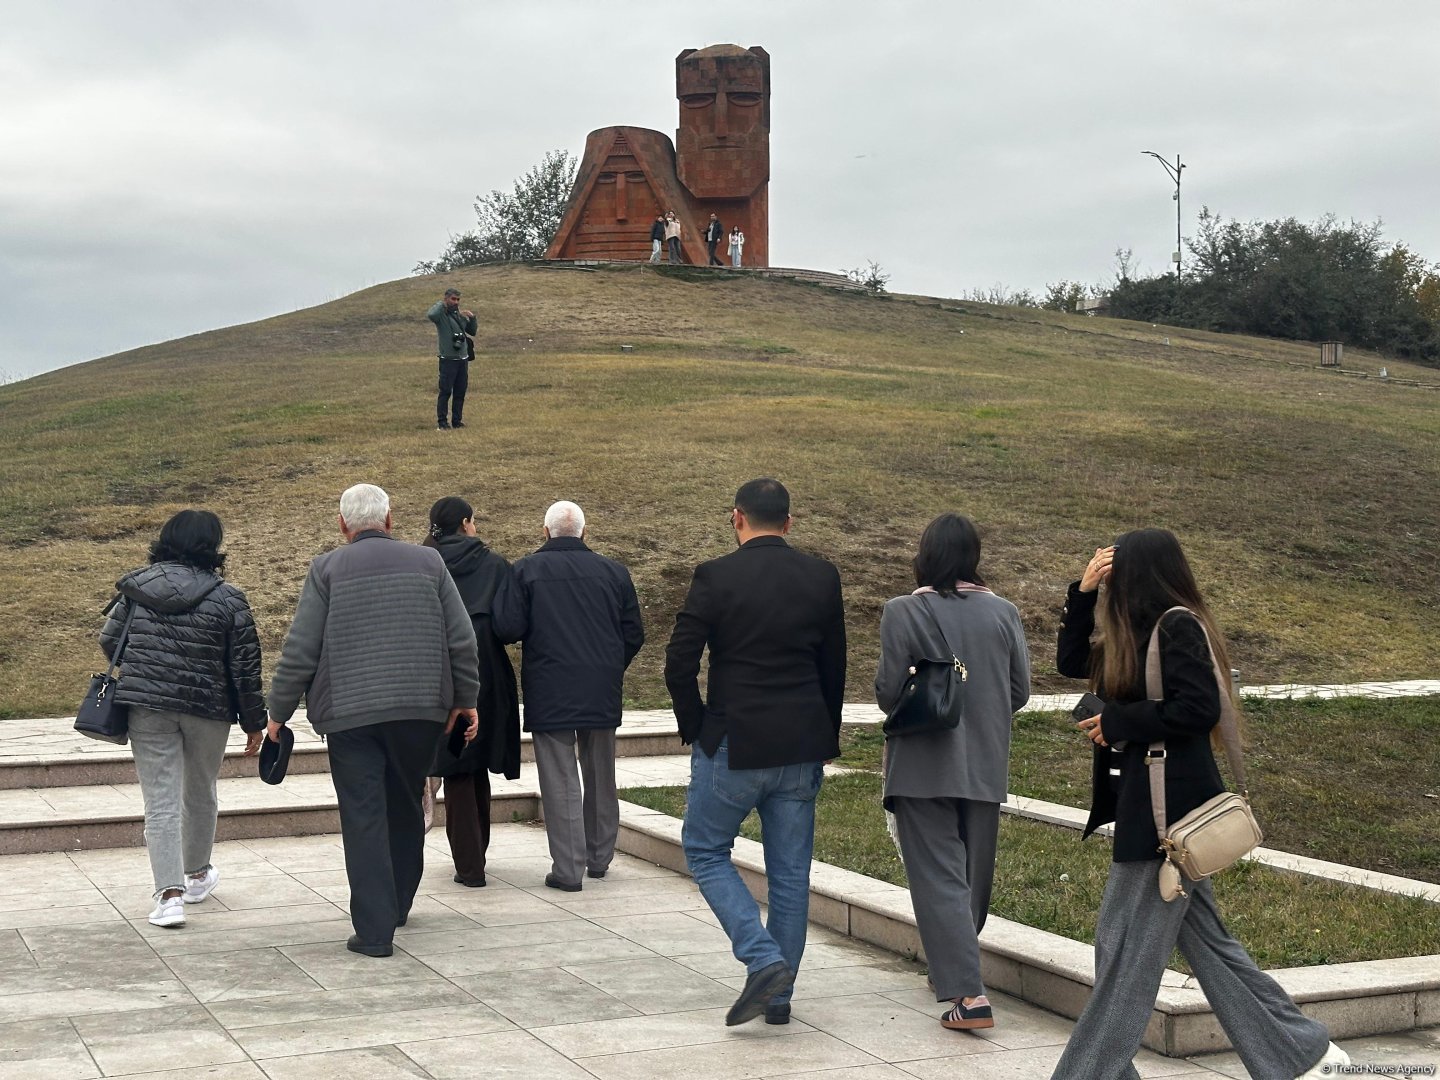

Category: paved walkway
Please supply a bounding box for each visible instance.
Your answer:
[2,824,1437,1079]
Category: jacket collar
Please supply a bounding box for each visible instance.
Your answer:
[538,535,589,553]
[740,534,789,549]
[351,529,392,543]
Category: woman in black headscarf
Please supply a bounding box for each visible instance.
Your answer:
[424,496,521,886]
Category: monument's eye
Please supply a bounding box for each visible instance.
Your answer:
[681,94,716,109]
[727,93,762,107]
[597,173,617,183]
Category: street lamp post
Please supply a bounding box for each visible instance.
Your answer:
[1142,151,1185,279]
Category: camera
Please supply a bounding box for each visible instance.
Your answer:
[452,332,465,348]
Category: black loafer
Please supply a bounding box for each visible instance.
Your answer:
[544,873,582,893]
[346,935,392,958]
[454,874,487,888]
[725,961,793,1026]
[587,868,607,880]
[765,1002,791,1025]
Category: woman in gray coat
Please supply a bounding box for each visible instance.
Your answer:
[875,513,1030,1031]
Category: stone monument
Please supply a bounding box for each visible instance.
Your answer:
[546,44,770,266]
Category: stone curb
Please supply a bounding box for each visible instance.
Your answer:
[0,790,543,857]
[613,799,1440,1057]
[1005,794,1440,902]
[0,728,686,790]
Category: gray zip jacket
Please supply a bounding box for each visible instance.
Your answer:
[268,531,480,735]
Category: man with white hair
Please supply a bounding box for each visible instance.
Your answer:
[267,483,479,956]
[493,500,644,891]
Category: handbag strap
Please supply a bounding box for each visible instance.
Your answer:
[913,592,966,669]
[1144,606,1248,843]
[103,600,138,678]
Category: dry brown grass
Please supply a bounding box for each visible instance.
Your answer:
[2,264,1437,718]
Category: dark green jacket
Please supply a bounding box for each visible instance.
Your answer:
[427,301,478,360]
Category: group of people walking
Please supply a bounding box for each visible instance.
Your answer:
[98,478,1344,1077]
[649,210,744,266]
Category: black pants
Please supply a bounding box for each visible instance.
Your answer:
[437,358,469,424]
[667,237,682,263]
[707,239,722,265]
[443,770,491,882]
[327,720,443,945]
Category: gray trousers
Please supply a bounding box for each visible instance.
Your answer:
[891,796,999,1001]
[1051,859,1330,1080]
[128,708,232,897]
[532,728,618,885]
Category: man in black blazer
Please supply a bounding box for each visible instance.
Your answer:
[665,478,846,1027]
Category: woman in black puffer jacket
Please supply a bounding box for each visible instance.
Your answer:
[424,497,521,888]
[99,510,267,929]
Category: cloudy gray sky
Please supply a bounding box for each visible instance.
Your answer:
[4,0,1438,381]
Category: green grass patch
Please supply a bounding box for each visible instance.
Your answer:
[839,699,1440,885]
[621,771,1440,972]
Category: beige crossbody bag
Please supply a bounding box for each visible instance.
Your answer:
[1145,607,1264,901]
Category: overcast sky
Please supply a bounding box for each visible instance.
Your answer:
[4,1,1438,381]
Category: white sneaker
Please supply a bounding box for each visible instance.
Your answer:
[1297,1042,1350,1078]
[183,866,219,904]
[148,895,186,928]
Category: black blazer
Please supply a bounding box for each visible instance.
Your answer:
[665,535,847,770]
[1057,582,1225,862]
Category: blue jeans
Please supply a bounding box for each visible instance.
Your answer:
[682,740,823,1004]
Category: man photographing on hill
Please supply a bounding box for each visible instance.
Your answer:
[427,288,476,431]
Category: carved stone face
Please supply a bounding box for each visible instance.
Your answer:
[585,134,658,226]
[676,46,769,199]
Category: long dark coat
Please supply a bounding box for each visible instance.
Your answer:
[428,535,521,780]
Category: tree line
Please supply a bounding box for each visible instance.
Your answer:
[1043,209,1440,365]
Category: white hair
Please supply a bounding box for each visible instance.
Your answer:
[544,500,585,538]
[339,483,390,531]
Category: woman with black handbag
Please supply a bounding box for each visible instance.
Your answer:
[874,513,1030,1032]
[99,510,267,929]
[1050,528,1344,1079]
[423,497,521,888]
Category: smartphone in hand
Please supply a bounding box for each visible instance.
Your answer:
[1071,692,1105,721]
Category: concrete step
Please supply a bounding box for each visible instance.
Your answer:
[0,710,688,790]
[0,755,696,856]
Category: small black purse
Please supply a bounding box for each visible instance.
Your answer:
[75,601,136,745]
[882,593,968,738]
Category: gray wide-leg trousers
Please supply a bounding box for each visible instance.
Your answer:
[1051,859,1330,1080]
[533,728,618,885]
[891,796,999,1002]
[128,708,233,897]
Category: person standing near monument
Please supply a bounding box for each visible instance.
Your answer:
[729,226,745,268]
[649,213,666,263]
[704,213,725,265]
[493,501,645,891]
[426,287,476,431]
[664,211,683,263]
[664,478,847,1027]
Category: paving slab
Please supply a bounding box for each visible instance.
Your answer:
[0,822,1434,1079]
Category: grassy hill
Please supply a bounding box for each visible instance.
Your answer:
[2,263,1437,719]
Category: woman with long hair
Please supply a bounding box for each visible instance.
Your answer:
[424,497,520,886]
[874,513,1030,1032]
[99,510,267,928]
[1049,528,1345,1079]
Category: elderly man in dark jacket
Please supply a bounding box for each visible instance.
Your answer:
[493,500,644,891]
[267,483,479,957]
